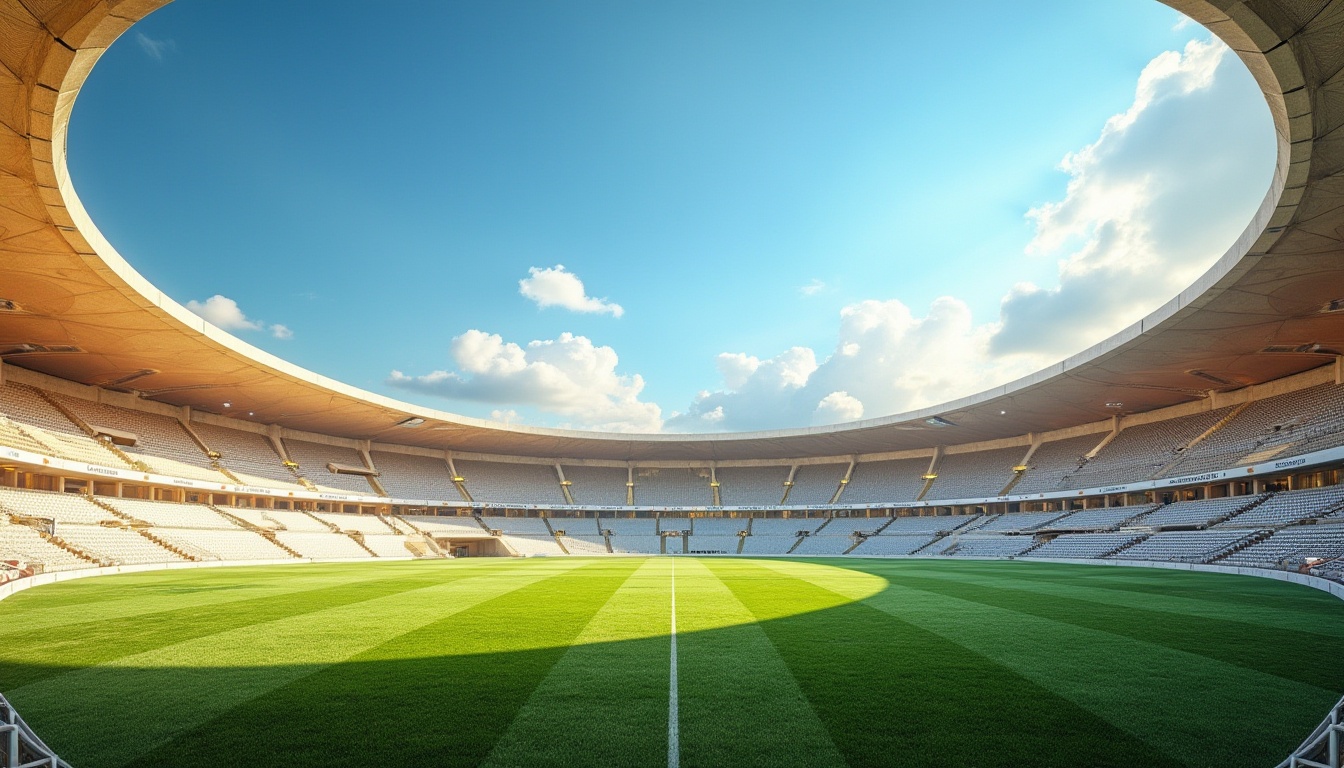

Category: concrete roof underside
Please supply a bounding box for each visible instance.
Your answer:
[0,0,1342,462]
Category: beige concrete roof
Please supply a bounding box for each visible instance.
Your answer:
[0,0,1342,462]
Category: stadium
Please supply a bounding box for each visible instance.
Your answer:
[1,0,1344,766]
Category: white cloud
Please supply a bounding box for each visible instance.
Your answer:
[815,391,863,422]
[388,330,661,432]
[135,32,175,61]
[799,279,826,296]
[490,409,520,424]
[667,297,1040,432]
[671,36,1271,432]
[994,37,1262,357]
[519,265,624,317]
[186,294,293,340]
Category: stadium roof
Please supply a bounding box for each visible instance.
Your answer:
[0,0,1341,461]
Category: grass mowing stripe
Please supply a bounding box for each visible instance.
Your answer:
[763,559,1332,767]
[7,558,594,767]
[0,561,459,637]
[481,558,674,768]
[0,564,492,690]
[725,559,1182,768]
[124,559,642,768]
[680,558,846,768]
[877,560,1344,635]
[861,566,1344,690]
[958,561,1336,610]
[669,557,679,768]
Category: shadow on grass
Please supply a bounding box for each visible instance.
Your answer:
[0,558,1340,768]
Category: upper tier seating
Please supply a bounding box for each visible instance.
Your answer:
[941,536,1037,557]
[1167,384,1344,476]
[1110,530,1260,562]
[274,531,373,559]
[1025,533,1145,559]
[0,382,133,467]
[715,466,789,506]
[56,525,184,565]
[926,447,1025,501]
[1059,409,1231,490]
[0,520,89,571]
[480,516,551,535]
[1037,506,1156,532]
[283,439,377,495]
[686,535,741,554]
[189,421,302,489]
[850,534,937,556]
[882,514,981,534]
[969,511,1066,532]
[370,452,460,500]
[455,460,565,505]
[1219,526,1344,568]
[1136,496,1267,528]
[1215,485,1344,528]
[105,498,236,530]
[786,464,848,505]
[0,487,116,526]
[154,527,291,561]
[0,414,63,456]
[563,466,630,506]
[48,394,225,482]
[1010,434,1106,495]
[634,468,713,507]
[841,458,928,504]
[691,517,751,535]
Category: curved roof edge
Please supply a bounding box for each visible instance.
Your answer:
[1,0,1342,461]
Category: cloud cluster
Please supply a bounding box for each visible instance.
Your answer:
[388,330,661,432]
[519,265,624,317]
[669,36,1270,432]
[186,295,292,340]
[384,35,1269,434]
[993,37,1249,358]
[666,297,1040,431]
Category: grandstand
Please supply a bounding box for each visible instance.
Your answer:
[457,460,565,505]
[1,0,1344,764]
[841,458,928,504]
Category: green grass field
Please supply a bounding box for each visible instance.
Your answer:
[1,557,1341,768]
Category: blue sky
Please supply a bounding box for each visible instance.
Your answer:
[69,0,1275,432]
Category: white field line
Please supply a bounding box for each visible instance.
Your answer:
[668,558,680,768]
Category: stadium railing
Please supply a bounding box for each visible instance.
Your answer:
[1282,694,1342,768]
[1,692,71,768]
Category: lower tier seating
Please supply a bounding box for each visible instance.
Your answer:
[1025,533,1146,559]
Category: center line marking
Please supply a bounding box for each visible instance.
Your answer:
[668,558,680,768]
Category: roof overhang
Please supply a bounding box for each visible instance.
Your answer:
[0,0,1341,462]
